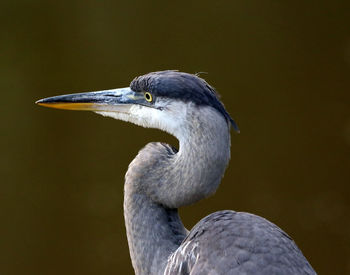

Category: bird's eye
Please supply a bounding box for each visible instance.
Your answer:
[144,92,153,102]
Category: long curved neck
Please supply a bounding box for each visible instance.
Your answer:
[124,189,187,275]
[124,107,231,274]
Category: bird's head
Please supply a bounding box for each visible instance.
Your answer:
[36,70,239,138]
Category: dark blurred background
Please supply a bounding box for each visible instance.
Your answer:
[1,1,349,274]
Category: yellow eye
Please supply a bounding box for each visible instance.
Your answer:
[144,92,153,102]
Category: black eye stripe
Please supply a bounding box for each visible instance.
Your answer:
[130,71,238,131]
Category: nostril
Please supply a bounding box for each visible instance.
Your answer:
[105,93,121,98]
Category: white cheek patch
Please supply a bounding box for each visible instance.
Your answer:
[95,110,132,123]
[127,104,185,137]
[94,101,189,138]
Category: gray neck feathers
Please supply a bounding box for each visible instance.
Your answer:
[124,106,231,274]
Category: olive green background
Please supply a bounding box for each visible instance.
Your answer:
[1,1,349,274]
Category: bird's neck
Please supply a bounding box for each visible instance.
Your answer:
[124,108,231,274]
[124,189,187,274]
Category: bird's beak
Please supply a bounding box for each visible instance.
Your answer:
[35,87,144,112]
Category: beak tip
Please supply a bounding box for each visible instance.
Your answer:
[35,98,48,106]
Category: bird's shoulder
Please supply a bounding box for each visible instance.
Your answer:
[164,210,315,275]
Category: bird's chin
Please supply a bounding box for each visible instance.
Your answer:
[95,104,169,132]
[93,104,134,120]
[94,109,131,121]
[95,104,158,128]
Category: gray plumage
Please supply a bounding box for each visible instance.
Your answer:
[36,70,316,275]
[165,211,314,275]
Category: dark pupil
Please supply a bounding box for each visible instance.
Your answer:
[146,93,151,100]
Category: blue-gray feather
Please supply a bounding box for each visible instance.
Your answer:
[165,211,315,275]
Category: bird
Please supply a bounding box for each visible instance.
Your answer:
[36,70,316,275]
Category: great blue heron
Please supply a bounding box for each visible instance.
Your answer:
[36,71,316,274]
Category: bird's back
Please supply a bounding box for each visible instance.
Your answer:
[165,210,316,275]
